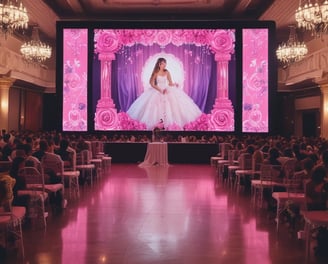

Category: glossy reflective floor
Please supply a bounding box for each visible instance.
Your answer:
[3,164,326,264]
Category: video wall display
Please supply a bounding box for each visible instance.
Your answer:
[60,21,274,133]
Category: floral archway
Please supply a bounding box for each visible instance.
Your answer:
[94,29,235,131]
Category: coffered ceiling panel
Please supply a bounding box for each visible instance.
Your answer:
[21,0,301,43]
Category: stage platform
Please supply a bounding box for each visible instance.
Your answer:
[104,142,219,164]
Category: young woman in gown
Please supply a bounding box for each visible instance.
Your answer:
[127,57,202,130]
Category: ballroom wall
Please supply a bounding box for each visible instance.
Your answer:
[0,34,55,132]
[0,22,327,136]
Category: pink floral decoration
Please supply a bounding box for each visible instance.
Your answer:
[117,112,147,130]
[193,30,211,46]
[155,30,172,47]
[242,28,268,132]
[64,71,82,93]
[95,30,121,53]
[139,30,157,46]
[97,108,119,128]
[183,113,209,131]
[63,29,88,132]
[209,30,235,54]
[166,123,182,131]
[118,30,138,47]
[94,29,235,54]
[208,109,234,131]
[171,30,187,46]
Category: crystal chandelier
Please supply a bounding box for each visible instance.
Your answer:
[0,0,29,35]
[20,26,52,64]
[276,25,308,65]
[295,0,328,37]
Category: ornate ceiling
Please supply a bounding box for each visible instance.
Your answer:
[23,0,301,43]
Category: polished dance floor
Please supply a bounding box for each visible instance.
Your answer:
[3,164,326,264]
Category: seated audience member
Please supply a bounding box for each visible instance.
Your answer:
[292,143,308,162]
[33,140,62,185]
[0,133,13,161]
[262,147,284,207]
[305,165,328,211]
[23,143,42,171]
[252,148,264,169]
[264,147,282,166]
[10,143,26,160]
[55,139,73,169]
[208,135,218,143]
[32,140,49,161]
[75,138,89,153]
[301,157,315,178]
[9,156,27,206]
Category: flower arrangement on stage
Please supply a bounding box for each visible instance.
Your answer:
[117,112,147,130]
[94,29,235,54]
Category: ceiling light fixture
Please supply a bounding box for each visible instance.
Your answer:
[20,26,52,64]
[276,25,308,66]
[0,0,29,36]
[295,0,328,37]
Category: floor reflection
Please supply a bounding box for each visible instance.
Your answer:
[4,164,314,264]
[142,165,169,185]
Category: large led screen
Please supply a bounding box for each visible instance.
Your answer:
[242,28,269,133]
[62,28,88,131]
[60,21,274,133]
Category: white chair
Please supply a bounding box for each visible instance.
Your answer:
[93,141,112,173]
[217,146,234,181]
[91,141,104,158]
[232,153,253,190]
[211,142,231,168]
[17,166,49,228]
[41,153,66,209]
[62,148,80,199]
[272,170,306,232]
[226,150,241,187]
[101,156,112,173]
[90,156,103,180]
[76,149,95,186]
[251,164,281,207]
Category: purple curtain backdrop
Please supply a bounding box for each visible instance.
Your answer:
[92,43,236,116]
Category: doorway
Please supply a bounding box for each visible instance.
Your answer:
[302,110,319,137]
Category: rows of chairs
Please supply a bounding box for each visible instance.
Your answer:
[212,146,308,233]
[0,140,112,259]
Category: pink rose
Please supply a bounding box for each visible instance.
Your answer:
[64,72,81,92]
[139,30,156,46]
[155,30,172,47]
[95,30,120,53]
[171,30,187,46]
[193,30,210,46]
[209,30,235,53]
[119,30,137,47]
[98,109,118,128]
[208,110,233,131]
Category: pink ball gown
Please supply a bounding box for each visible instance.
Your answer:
[127,74,202,130]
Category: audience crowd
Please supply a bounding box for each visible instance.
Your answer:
[1,130,328,214]
[1,129,328,257]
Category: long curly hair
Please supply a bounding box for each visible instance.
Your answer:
[149,58,167,84]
